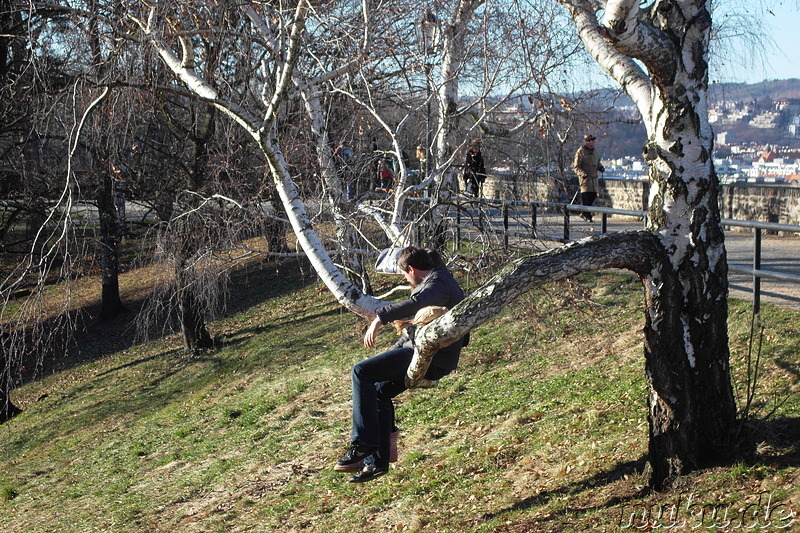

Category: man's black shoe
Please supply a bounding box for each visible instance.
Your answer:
[334,442,377,472]
[348,463,389,483]
[334,458,364,472]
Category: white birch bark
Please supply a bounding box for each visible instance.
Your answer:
[407,0,735,490]
[134,2,384,316]
[432,0,485,197]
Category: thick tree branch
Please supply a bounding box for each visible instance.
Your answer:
[262,0,309,131]
[406,231,664,386]
[600,0,691,88]
[600,0,672,60]
[558,0,654,125]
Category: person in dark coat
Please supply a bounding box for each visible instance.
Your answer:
[335,247,465,482]
[463,140,486,196]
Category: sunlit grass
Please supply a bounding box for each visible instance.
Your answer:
[0,264,797,533]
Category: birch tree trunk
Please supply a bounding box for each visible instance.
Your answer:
[584,0,736,489]
[408,0,737,490]
[300,89,372,295]
[424,0,484,249]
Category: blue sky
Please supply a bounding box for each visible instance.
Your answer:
[759,3,800,82]
[568,2,799,91]
[713,1,800,84]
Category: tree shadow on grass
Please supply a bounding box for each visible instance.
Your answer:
[484,417,799,530]
[94,303,348,380]
[483,455,650,523]
[16,257,319,385]
[740,415,800,468]
[218,304,355,349]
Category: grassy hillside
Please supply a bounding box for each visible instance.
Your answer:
[0,259,797,532]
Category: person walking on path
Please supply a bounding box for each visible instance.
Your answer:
[572,134,605,222]
[335,247,465,482]
[463,140,486,197]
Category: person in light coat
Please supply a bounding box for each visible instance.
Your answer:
[573,134,605,222]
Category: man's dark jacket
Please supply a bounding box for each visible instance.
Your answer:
[464,150,486,182]
[376,266,465,372]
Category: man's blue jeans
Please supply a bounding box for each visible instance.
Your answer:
[351,347,448,467]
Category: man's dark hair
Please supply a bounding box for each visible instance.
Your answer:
[397,246,434,272]
[425,248,444,267]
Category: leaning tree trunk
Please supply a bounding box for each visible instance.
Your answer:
[264,189,289,254]
[141,2,385,318]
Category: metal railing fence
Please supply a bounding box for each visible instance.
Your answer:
[440,197,800,314]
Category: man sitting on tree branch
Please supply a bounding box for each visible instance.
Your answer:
[335,247,466,482]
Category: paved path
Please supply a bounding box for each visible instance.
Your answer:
[724,229,800,309]
[67,199,800,309]
[465,207,800,310]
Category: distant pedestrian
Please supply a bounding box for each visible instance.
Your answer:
[463,139,486,197]
[416,144,427,180]
[572,134,605,222]
[377,157,393,190]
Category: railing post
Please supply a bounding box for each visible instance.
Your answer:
[753,227,762,315]
[503,203,509,250]
[456,205,461,244]
[531,202,537,236]
[563,205,570,241]
[601,213,607,234]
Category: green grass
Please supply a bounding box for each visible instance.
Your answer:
[0,263,797,532]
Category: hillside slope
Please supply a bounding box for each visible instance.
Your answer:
[0,261,797,532]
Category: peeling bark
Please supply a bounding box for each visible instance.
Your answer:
[407,231,660,385]
[553,0,736,489]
